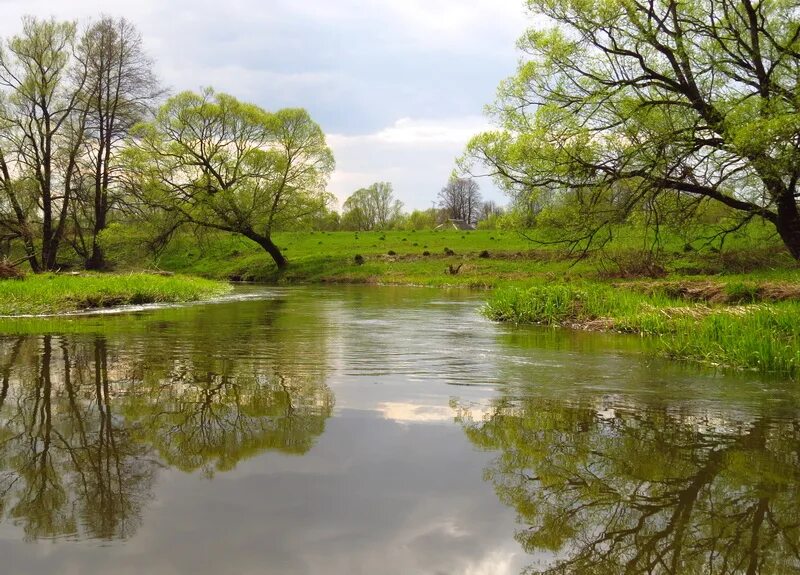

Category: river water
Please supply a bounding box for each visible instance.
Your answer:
[0,286,797,574]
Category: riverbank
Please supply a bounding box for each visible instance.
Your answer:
[16,226,800,376]
[485,282,800,377]
[0,273,230,316]
[154,228,798,287]
[148,228,800,376]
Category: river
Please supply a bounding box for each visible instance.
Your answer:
[0,286,797,574]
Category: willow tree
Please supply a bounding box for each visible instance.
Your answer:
[463,0,800,257]
[128,90,334,268]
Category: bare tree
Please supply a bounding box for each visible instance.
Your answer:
[438,177,481,225]
[72,17,161,270]
[479,200,503,222]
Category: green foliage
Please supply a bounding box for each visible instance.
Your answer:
[126,89,334,267]
[462,0,800,259]
[724,281,760,304]
[341,182,403,231]
[400,208,438,230]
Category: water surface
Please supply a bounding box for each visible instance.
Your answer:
[0,286,797,574]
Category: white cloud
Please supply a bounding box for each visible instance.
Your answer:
[0,0,522,210]
[348,116,492,146]
[326,116,501,210]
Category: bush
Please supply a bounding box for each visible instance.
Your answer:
[0,260,25,280]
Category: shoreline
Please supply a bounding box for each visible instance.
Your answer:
[485,283,800,379]
[0,273,230,317]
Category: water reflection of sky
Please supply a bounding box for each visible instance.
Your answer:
[1,411,531,574]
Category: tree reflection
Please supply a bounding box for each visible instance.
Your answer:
[457,397,800,574]
[0,326,333,541]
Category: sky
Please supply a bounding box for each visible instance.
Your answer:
[0,0,532,210]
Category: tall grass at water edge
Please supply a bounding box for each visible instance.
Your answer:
[485,284,800,377]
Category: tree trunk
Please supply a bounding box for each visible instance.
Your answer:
[775,194,800,260]
[86,206,107,270]
[249,233,287,269]
[86,243,105,270]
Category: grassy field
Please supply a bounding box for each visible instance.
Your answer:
[0,273,230,316]
[155,225,800,287]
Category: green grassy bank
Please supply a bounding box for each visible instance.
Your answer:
[485,283,800,377]
[0,273,230,316]
[154,226,798,287]
[14,224,798,377]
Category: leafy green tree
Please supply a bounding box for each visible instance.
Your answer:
[463,0,800,257]
[402,208,438,230]
[341,182,403,230]
[0,17,89,271]
[127,89,334,269]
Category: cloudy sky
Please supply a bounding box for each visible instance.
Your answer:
[0,0,531,210]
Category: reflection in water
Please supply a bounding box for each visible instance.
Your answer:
[1,286,800,575]
[457,396,800,574]
[0,299,333,541]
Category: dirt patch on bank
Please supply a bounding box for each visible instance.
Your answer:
[618,280,800,304]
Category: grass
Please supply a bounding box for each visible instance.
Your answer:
[156,229,563,287]
[485,283,800,377]
[153,224,800,287]
[0,273,230,316]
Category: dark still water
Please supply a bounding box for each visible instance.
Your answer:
[0,286,798,574]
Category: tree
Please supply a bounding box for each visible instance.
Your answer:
[463,0,800,258]
[438,177,481,225]
[402,208,438,230]
[341,182,403,230]
[0,17,89,271]
[127,89,334,269]
[72,17,161,270]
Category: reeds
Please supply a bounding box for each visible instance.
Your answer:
[485,284,800,377]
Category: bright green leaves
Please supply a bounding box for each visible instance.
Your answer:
[462,0,800,257]
[127,89,334,266]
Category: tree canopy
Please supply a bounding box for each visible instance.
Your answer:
[341,182,403,231]
[126,89,334,268]
[463,0,800,257]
